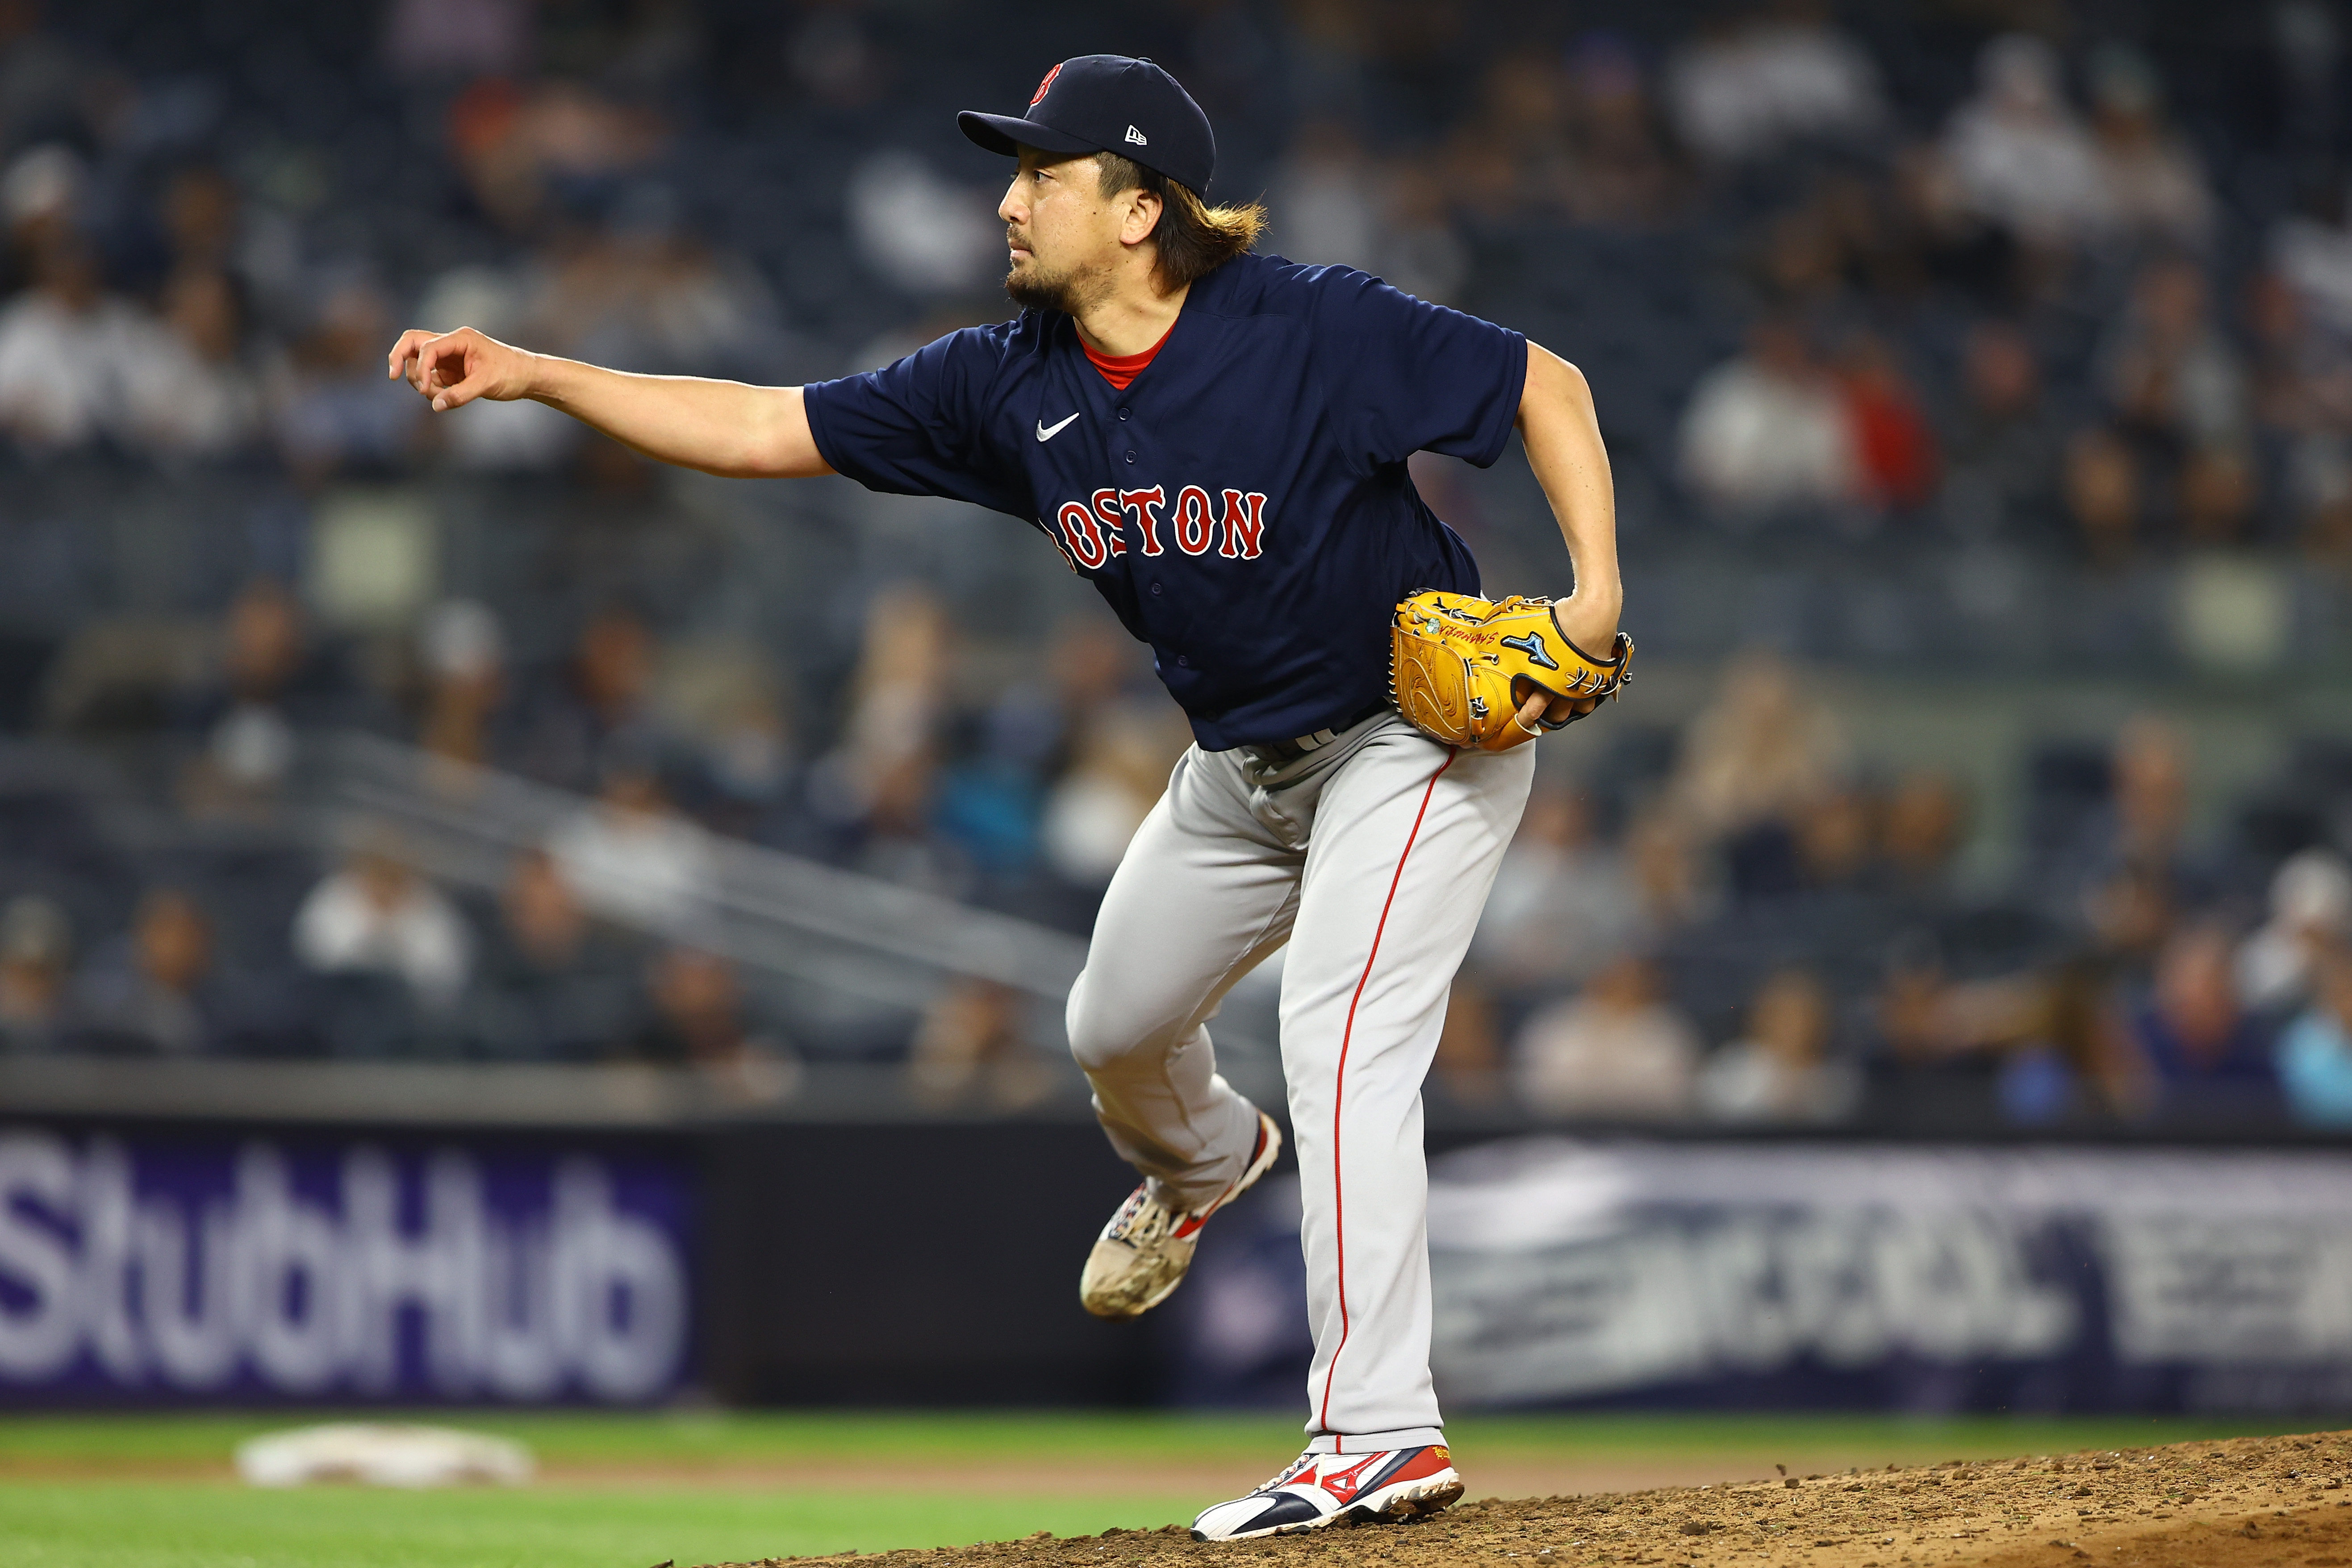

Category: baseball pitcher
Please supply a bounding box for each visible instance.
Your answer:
[388,54,1626,1541]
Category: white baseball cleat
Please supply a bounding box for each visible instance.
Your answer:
[1078,1111,1281,1320]
[1189,1444,1465,1541]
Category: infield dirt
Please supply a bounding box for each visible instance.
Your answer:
[694,1429,2352,1568]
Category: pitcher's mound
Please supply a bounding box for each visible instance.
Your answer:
[697,1429,2352,1567]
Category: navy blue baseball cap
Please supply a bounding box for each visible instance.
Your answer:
[958,55,1216,196]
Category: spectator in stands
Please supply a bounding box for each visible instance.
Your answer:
[1755,198,1845,310]
[1996,957,2146,1125]
[1679,320,1855,517]
[116,264,261,461]
[1670,652,1850,848]
[978,617,1135,794]
[2098,257,2249,455]
[2238,847,2352,1014]
[1663,3,1885,164]
[1942,321,2063,538]
[844,149,1000,299]
[2102,718,2192,883]
[1,142,82,242]
[0,895,73,1052]
[1515,953,1702,1122]
[908,977,1051,1111]
[270,278,421,477]
[2242,268,2352,555]
[930,733,1040,887]
[1793,779,1879,893]
[2043,722,2198,983]
[1560,32,1680,231]
[623,946,796,1103]
[2080,862,2179,989]
[2271,195,2352,344]
[1697,967,1859,1125]
[1375,162,1470,307]
[1272,120,1379,269]
[159,166,242,278]
[2086,44,2213,250]
[1880,770,1969,899]
[179,579,306,811]
[2274,938,2352,1127]
[1448,56,1574,220]
[468,848,637,1060]
[1861,941,2009,1125]
[2126,922,2278,1120]
[781,4,888,108]
[808,585,965,890]
[75,888,217,1055]
[1625,802,1720,933]
[442,78,668,238]
[1838,333,1938,513]
[514,605,660,791]
[2064,427,2143,568]
[535,206,779,378]
[0,222,142,452]
[1877,141,2024,305]
[1430,970,1505,1106]
[415,599,507,771]
[1474,783,1648,996]
[292,838,472,1012]
[2177,444,2259,544]
[1941,34,2108,250]
[547,754,714,930]
[1039,701,1189,889]
[655,643,796,839]
[702,698,794,822]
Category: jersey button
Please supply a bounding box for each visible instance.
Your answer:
[1176,655,1189,667]
[1117,407,1131,421]
[1150,580,1162,595]
[1124,449,1136,463]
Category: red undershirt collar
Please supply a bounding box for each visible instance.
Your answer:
[1082,320,1177,390]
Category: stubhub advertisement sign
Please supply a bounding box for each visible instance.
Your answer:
[0,1128,692,1405]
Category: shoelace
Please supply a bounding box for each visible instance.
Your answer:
[1103,1186,1169,1244]
[1253,1451,1318,1495]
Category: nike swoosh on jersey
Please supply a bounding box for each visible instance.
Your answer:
[1036,411,1081,441]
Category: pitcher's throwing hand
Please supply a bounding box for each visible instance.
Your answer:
[386,326,535,413]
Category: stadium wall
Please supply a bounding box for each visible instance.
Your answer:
[5,1081,2352,1414]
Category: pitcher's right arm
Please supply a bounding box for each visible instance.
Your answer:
[386,326,832,480]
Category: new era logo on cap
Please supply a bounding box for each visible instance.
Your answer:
[959,55,1215,195]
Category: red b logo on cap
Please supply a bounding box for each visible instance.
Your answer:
[1029,62,1062,107]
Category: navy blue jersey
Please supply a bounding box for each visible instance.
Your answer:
[802,252,1528,751]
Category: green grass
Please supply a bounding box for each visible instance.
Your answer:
[0,1410,2337,1568]
[0,1480,1203,1568]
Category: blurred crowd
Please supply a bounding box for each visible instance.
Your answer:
[0,569,1185,1101]
[2,0,2351,564]
[0,0,2350,1128]
[1445,665,2352,1134]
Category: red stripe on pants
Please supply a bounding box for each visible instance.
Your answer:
[1317,750,1454,1433]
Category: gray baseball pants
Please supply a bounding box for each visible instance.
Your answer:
[1065,710,1536,1451]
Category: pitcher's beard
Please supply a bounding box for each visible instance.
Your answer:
[1005,254,1111,316]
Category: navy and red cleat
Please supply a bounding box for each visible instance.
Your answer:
[1189,1445,1465,1541]
[1078,1111,1281,1320]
